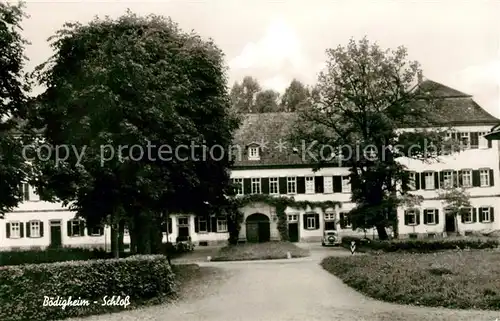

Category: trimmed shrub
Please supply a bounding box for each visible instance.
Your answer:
[0,255,176,321]
[0,247,135,266]
[341,236,499,253]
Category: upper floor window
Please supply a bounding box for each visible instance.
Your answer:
[442,170,454,189]
[459,169,472,187]
[408,172,416,190]
[251,178,261,194]
[305,176,315,194]
[424,171,435,190]
[232,178,243,195]
[480,169,490,187]
[323,176,333,194]
[19,183,30,201]
[248,146,260,160]
[478,132,489,149]
[287,177,297,194]
[341,176,351,193]
[269,177,279,194]
[460,132,470,149]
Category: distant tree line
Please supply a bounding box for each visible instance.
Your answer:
[230,77,317,113]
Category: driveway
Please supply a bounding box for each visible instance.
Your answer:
[70,245,500,321]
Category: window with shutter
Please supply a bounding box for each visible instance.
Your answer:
[251,178,261,194]
[29,220,41,238]
[478,132,488,148]
[306,215,316,230]
[323,176,333,193]
[9,222,21,238]
[232,178,243,195]
[423,209,437,225]
[269,177,279,194]
[408,172,416,190]
[341,176,351,193]
[216,219,228,232]
[442,170,454,189]
[479,207,491,222]
[459,169,472,187]
[404,209,418,225]
[305,176,315,194]
[68,219,83,237]
[461,208,473,223]
[198,216,208,232]
[423,172,435,189]
[479,169,490,187]
[287,177,297,194]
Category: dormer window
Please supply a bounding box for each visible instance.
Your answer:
[248,146,260,160]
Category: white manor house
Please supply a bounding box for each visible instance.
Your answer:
[1,79,500,250]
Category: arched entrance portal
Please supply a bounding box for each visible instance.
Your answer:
[246,213,271,243]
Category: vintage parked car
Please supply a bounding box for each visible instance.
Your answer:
[176,235,195,252]
[321,230,340,246]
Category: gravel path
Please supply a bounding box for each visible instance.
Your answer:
[68,246,500,321]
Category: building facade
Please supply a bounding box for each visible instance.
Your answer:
[1,80,499,250]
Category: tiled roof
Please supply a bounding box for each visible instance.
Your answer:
[232,112,306,167]
[415,80,471,98]
[232,80,499,168]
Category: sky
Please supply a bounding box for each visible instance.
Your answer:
[16,0,500,116]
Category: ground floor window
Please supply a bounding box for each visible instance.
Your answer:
[8,222,21,238]
[303,213,319,230]
[217,219,228,232]
[423,209,438,225]
[28,220,42,238]
[461,208,473,223]
[404,209,419,225]
[479,207,491,222]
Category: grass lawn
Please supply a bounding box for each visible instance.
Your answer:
[321,250,500,310]
[211,241,310,261]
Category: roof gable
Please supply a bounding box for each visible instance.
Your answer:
[416,79,471,98]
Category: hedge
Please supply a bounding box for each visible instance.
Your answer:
[0,243,191,266]
[0,255,176,321]
[341,236,499,253]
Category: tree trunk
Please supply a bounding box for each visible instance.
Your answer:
[118,220,125,253]
[150,213,163,254]
[110,212,119,258]
[375,223,389,240]
[129,226,138,254]
[136,213,152,254]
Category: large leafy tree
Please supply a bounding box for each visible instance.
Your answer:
[230,76,261,113]
[293,38,453,240]
[280,79,309,112]
[254,89,280,113]
[0,2,30,218]
[28,11,239,254]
